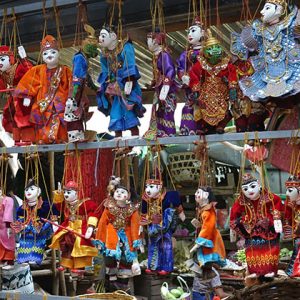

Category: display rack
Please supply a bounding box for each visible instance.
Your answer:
[0,130,297,154]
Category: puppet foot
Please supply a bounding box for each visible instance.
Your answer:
[145,269,157,275]
[158,270,169,276]
[109,275,117,281]
[57,266,65,272]
[264,272,275,278]
[245,273,257,279]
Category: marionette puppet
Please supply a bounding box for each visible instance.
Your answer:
[141,179,185,275]
[64,24,98,143]
[14,35,72,144]
[283,175,300,276]
[94,184,142,284]
[49,181,98,271]
[146,29,177,137]
[189,30,237,134]
[0,188,15,265]
[189,187,229,300]
[230,174,283,279]
[10,179,57,265]
[231,0,300,101]
[229,56,268,132]
[0,46,33,144]
[176,17,205,135]
[97,24,145,138]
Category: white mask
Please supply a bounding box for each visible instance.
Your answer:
[241,181,261,200]
[188,25,204,46]
[25,185,41,206]
[195,188,209,207]
[286,187,300,203]
[145,184,162,198]
[260,3,284,24]
[113,187,129,202]
[42,48,59,69]
[99,29,117,49]
[64,189,78,205]
[0,55,11,72]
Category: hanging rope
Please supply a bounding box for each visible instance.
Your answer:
[53,0,63,49]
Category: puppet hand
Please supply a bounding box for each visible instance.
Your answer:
[52,221,59,233]
[138,225,143,235]
[18,46,27,59]
[159,85,170,101]
[178,211,186,222]
[190,243,200,253]
[229,88,237,101]
[182,75,190,86]
[23,97,31,107]
[131,260,141,276]
[7,228,13,238]
[124,81,133,95]
[85,226,94,239]
[139,244,145,254]
[274,219,283,234]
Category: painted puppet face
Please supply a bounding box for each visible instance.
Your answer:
[195,188,209,206]
[42,48,59,68]
[188,25,204,45]
[99,29,117,49]
[147,37,159,52]
[286,187,300,203]
[241,181,261,200]
[25,185,41,206]
[0,55,11,72]
[145,183,162,198]
[204,44,223,65]
[64,189,78,204]
[113,187,129,202]
[260,3,284,24]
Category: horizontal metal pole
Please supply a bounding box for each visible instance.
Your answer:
[0,291,91,300]
[0,130,298,154]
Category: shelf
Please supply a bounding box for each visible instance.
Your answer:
[0,130,297,154]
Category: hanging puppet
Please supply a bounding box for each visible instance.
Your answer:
[49,181,98,271]
[189,187,229,300]
[189,29,237,134]
[283,175,300,276]
[14,35,72,144]
[0,188,15,265]
[176,17,205,135]
[0,46,33,144]
[141,179,185,275]
[64,24,97,143]
[10,179,57,264]
[97,24,145,138]
[231,0,300,101]
[94,184,141,289]
[230,173,283,279]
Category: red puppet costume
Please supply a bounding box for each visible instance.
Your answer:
[49,181,98,270]
[189,30,237,134]
[230,174,283,277]
[0,46,33,143]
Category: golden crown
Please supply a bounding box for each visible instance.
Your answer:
[204,29,220,48]
[266,0,286,7]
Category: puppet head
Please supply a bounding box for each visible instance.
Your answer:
[113,185,130,205]
[260,0,286,24]
[188,16,205,46]
[195,186,214,207]
[82,24,98,58]
[147,28,166,52]
[99,24,118,49]
[203,29,224,65]
[241,173,261,201]
[41,35,60,69]
[25,179,41,206]
[285,175,300,203]
[63,181,78,205]
[145,178,163,199]
[0,46,15,72]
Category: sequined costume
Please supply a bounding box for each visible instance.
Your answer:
[141,190,183,272]
[231,6,300,101]
[189,56,237,134]
[95,198,141,277]
[177,49,201,135]
[15,199,57,264]
[49,199,98,269]
[97,41,144,132]
[230,191,283,275]
[148,50,177,137]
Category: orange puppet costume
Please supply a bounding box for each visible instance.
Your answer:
[14,35,72,144]
[49,181,98,269]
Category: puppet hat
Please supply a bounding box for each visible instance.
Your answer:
[40,35,59,52]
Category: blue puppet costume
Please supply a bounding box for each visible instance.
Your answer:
[11,179,58,264]
[97,25,145,137]
[141,179,185,275]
